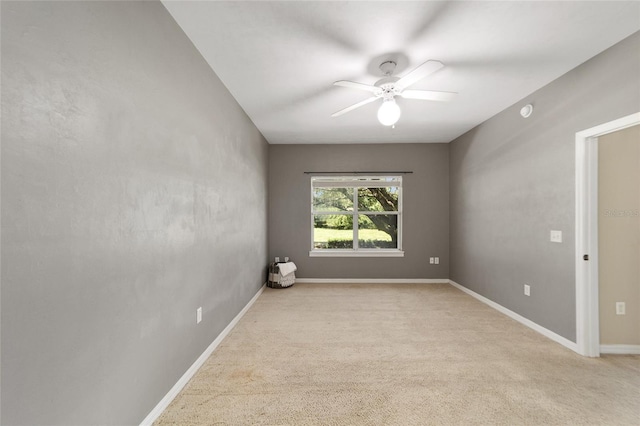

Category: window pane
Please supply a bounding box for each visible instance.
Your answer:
[358,187,399,212]
[313,188,354,212]
[358,214,398,249]
[313,214,354,249]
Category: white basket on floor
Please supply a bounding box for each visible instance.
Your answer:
[267,262,296,289]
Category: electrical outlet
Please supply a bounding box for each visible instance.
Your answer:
[434,257,440,265]
[524,284,531,296]
[196,307,202,324]
[550,230,562,243]
[616,302,626,315]
[429,257,434,264]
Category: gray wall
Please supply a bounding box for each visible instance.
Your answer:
[1,2,268,425]
[269,144,449,279]
[449,31,640,342]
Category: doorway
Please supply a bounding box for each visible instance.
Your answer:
[598,126,639,353]
[575,112,640,357]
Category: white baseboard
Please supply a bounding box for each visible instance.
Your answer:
[295,278,449,284]
[448,280,579,354]
[600,344,640,355]
[139,284,266,426]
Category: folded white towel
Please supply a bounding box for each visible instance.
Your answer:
[278,261,297,277]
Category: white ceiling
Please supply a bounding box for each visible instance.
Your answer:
[162,1,640,144]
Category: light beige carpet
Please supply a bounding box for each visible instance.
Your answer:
[155,283,640,425]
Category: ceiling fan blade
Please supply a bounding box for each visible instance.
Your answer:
[334,80,381,94]
[400,90,457,102]
[396,60,444,90]
[331,96,379,117]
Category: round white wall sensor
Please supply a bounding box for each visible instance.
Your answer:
[520,104,533,118]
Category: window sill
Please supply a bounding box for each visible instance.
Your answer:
[309,250,404,258]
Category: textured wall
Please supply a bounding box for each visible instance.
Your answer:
[269,144,449,279]
[1,2,268,424]
[449,32,640,342]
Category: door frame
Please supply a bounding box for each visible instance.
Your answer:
[575,112,640,357]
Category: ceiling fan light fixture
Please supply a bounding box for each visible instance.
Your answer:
[332,59,455,125]
[377,99,401,126]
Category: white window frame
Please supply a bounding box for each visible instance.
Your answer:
[309,176,404,257]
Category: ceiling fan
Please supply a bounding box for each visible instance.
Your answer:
[331,60,457,126]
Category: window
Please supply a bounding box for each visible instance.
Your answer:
[310,176,403,257]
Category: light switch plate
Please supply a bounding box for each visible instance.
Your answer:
[550,230,562,243]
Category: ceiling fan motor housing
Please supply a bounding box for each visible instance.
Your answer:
[375,77,400,100]
[377,61,400,100]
